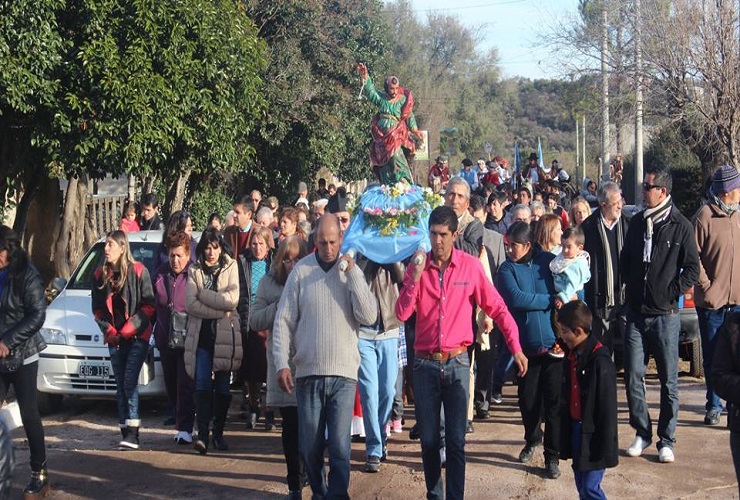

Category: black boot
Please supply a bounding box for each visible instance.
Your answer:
[212,393,232,451]
[193,391,212,455]
[23,462,50,499]
[119,419,140,450]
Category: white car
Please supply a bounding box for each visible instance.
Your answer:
[36,231,171,413]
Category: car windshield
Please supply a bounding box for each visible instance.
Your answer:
[67,242,160,290]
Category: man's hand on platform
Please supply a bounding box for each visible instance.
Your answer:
[411,250,426,282]
[339,253,355,272]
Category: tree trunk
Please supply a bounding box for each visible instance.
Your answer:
[23,176,61,283]
[127,173,137,204]
[164,168,192,217]
[53,175,91,279]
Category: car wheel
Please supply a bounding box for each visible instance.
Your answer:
[37,393,63,415]
[689,336,704,378]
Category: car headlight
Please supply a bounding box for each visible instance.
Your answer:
[40,328,68,345]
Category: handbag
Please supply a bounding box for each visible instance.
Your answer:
[165,274,188,350]
[169,311,188,350]
[0,351,22,373]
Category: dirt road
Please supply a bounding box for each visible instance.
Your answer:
[7,373,738,499]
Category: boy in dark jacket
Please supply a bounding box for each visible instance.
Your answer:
[556,301,618,500]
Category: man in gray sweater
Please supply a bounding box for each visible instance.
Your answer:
[273,214,377,499]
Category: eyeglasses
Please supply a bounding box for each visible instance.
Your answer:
[338,217,350,224]
[642,182,663,191]
[251,198,261,203]
[282,259,296,267]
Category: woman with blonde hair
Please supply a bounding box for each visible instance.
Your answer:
[92,230,156,450]
[236,225,275,429]
[184,228,242,454]
[252,235,309,498]
[569,196,592,228]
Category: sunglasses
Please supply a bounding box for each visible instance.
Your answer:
[338,216,350,224]
[642,182,663,191]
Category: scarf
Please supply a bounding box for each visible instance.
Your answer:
[597,214,624,308]
[643,195,672,263]
[710,188,740,216]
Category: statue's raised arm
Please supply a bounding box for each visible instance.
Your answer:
[357,64,420,185]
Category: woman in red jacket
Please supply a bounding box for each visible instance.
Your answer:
[92,230,156,450]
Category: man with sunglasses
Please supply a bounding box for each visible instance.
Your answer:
[620,167,699,464]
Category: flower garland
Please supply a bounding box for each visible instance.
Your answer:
[350,183,443,236]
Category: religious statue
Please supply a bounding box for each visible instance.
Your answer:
[357,63,422,185]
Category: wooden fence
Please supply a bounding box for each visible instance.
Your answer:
[86,195,128,239]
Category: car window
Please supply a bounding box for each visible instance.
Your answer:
[67,242,161,290]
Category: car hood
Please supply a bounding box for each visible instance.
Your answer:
[44,290,106,345]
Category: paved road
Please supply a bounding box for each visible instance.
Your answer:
[7,372,738,499]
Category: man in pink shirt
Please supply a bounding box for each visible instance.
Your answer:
[396,206,527,500]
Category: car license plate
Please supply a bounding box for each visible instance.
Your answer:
[78,362,111,379]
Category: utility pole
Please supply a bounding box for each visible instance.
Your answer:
[576,117,580,185]
[601,4,611,184]
[583,115,587,187]
[635,0,644,207]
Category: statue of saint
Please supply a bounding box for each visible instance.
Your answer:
[357,63,421,185]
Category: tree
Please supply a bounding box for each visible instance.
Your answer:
[242,0,390,199]
[642,0,740,176]
[1,0,268,278]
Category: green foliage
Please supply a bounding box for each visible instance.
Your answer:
[242,0,389,202]
[187,184,234,232]
[52,0,268,184]
[644,125,704,216]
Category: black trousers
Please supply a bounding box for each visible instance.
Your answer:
[279,406,305,491]
[0,361,46,470]
[474,329,502,410]
[517,355,563,459]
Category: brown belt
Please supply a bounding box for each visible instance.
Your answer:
[415,346,467,362]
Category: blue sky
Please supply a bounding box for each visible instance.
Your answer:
[405,0,580,79]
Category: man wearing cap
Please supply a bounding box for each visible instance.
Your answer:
[525,153,542,186]
[295,182,309,207]
[692,164,740,426]
[428,156,451,193]
[620,166,700,463]
[459,158,479,192]
[327,187,351,234]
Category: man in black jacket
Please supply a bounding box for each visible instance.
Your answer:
[581,181,628,355]
[620,167,700,463]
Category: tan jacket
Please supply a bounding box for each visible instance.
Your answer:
[693,202,740,309]
[184,255,242,378]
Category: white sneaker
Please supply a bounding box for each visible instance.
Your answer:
[626,436,650,457]
[658,447,675,463]
[174,431,192,445]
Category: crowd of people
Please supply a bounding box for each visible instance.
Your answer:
[0,157,738,499]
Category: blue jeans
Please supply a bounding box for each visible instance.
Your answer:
[194,347,230,395]
[357,337,398,459]
[413,354,469,500]
[109,338,149,425]
[571,421,607,500]
[624,307,679,450]
[295,376,356,500]
[697,305,740,412]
